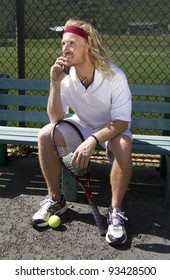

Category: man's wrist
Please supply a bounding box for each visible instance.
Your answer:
[90,134,99,146]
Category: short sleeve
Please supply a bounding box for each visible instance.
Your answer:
[110,78,132,122]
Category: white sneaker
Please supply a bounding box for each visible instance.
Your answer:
[106,208,128,245]
[31,194,67,227]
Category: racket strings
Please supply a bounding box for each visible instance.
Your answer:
[53,124,88,177]
[54,129,68,157]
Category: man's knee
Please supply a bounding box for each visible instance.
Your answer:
[107,134,132,164]
[109,134,131,152]
[38,123,54,145]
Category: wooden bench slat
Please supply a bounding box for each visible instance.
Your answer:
[0,134,38,145]
[133,134,170,142]
[0,126,40,133]
[0,128,40,137]
[0,94,48,107]
[132,118,170,130]
[0,110,49,123]
[132,144,170,155]
[0,78,50,91]
[133,140,170,151]
[130,84,170,97]
[133,142,170,150]
[132,101,170,114]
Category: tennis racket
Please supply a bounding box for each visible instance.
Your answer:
[50,119,106,236]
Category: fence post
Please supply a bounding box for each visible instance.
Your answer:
[16,0,25,79]
[160,81,170,179]
[0,74,9,166]
[16,0,26,127]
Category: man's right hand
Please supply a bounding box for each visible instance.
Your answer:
[50,57,68,82]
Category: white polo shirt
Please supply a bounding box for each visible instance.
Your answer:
[60,62,132,130]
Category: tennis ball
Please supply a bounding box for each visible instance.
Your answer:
[48,215,61,229]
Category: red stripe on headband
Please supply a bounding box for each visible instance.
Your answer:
[64,26,88,39]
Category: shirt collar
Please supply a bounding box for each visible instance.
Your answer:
[70,67,104,90]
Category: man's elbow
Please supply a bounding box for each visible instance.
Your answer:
[48,111,65,124]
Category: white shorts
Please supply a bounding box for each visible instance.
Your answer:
[59,115,132,163]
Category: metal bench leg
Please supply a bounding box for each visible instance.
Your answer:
[0,144,7,166]
[61,168,78,202]
[165,155,170,210]
[160,154,167,179]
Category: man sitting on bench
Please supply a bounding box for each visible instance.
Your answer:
[31,19,132,246]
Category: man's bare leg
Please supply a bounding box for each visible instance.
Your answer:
[106,134,132,245]
[109,134,132,209]
[38,123,62,201]
[31,124,67,227]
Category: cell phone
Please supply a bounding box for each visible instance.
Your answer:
[62,65,70,75]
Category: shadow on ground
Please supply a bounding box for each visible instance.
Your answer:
[0,155,170,259]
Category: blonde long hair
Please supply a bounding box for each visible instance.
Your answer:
[65,19,114,78]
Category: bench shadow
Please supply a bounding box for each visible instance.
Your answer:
[134,243,170,254]
[0,156,112,205]
[32,207,108,236]
[1,155,170,253]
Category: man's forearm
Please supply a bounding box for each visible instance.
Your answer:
[47,82,64,123]
[92,120,129,144]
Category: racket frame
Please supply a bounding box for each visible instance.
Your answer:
[50,119,106,236]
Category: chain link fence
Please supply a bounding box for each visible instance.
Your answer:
[0,0,169,83]
[0,0,170,137]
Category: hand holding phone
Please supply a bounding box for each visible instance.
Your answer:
[62,65,70,75]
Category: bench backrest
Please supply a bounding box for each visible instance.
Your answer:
[0,77,170,134]
[131,84,170,134]
[0,78,50,124]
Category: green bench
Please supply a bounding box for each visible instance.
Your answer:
[0,75,170,208]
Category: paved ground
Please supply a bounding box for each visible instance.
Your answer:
[0,153,170,260]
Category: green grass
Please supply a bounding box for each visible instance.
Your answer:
[105,35,170,84]
[0,35,169,84]
[1,35,169,134]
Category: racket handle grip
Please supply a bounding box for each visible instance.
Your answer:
[88,200,107,236]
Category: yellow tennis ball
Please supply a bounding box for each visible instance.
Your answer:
[48,215,61,228]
